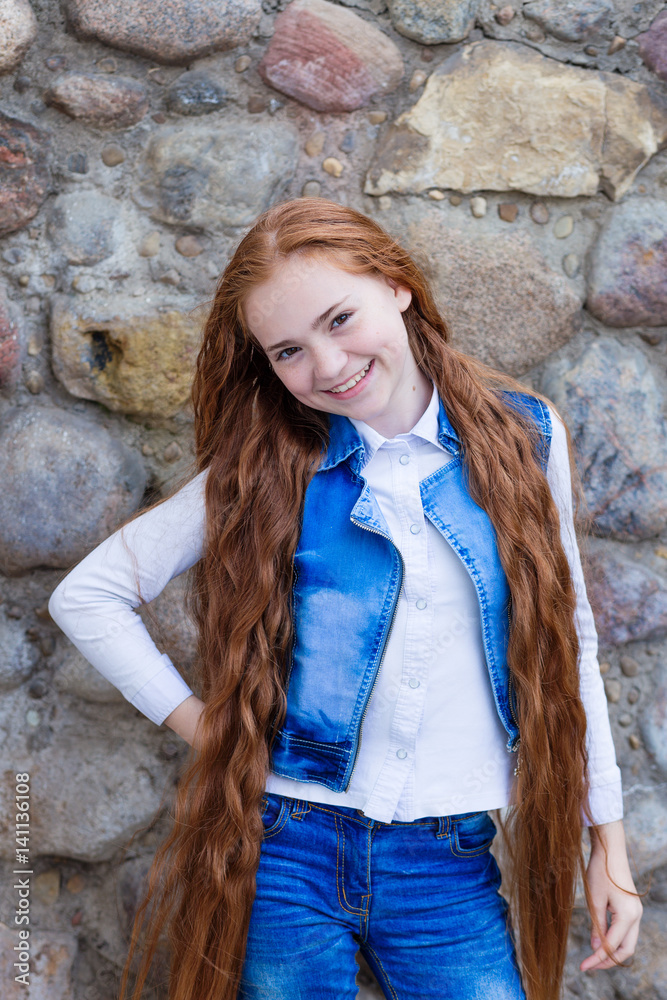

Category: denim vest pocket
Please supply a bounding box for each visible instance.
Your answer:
[449,811,496,858]
[260,793,289,839]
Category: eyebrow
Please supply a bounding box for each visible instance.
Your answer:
[265,299,348,354]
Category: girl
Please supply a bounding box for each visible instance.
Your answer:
[49,198,642,1000]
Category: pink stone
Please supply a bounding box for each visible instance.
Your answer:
[44,73,148,128]
[258,0,403,113]
[637,10,667,81]
[0,112,51,237]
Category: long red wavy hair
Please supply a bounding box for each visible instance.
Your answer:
[118,198,599,1000]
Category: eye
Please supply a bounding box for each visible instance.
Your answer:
[276,346,300,362]
[332,312,352,328]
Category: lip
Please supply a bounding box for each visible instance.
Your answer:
[322,360,374,399]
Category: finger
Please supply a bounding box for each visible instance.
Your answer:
[580,917,640,972]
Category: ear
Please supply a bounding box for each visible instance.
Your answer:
[394,282,412,313]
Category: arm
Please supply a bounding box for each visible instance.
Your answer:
[164,694,207,750]
[545,406,642,970]
[48,469,208,727]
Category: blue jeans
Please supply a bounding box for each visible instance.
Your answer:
[239,794,526,1000]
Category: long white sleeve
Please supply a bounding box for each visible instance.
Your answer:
[48,470,208,725]
[545,405,624,826]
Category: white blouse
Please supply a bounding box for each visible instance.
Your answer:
[48,385,623,826]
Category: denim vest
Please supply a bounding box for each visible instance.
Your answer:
[270,390,552,791]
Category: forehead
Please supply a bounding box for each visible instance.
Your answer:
[243,256,388,340]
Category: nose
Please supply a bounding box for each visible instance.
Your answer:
[311,342,348,385]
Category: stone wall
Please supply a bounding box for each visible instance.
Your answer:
[1,1,666,997]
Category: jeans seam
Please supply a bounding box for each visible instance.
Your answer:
[262,799,290,840]
[335,816,366,917]
[363,942,399,1000]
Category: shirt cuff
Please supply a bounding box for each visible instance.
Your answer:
[583,777,624,827]
[128,656,196,726]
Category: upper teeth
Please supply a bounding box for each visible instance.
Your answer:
[329,362,371,393]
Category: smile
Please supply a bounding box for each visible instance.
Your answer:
[327,361,372,394]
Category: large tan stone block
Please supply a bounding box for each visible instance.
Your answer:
[365,41,667,201]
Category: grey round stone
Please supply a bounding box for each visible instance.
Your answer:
[0,408,146,575]
[165,71,227,116]
[641,662,667,777]
[387,0,478,44]
[47,190,121,266]
[587,198,667,327]
[146,120,299,230]
[583,539,667,647]
[541,337,667,540]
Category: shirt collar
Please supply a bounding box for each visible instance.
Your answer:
[318,382,461,474]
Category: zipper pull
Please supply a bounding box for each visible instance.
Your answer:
[513,738,523,777]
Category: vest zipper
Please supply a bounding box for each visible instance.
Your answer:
[346,516,404,787]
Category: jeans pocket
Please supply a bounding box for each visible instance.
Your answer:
[260,793,289,839]
[449,811,496,858]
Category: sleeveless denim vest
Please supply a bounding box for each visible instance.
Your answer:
[270,390,552,791]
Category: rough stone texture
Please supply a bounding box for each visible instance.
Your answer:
[0,112,51,237]
[587,198,667,328]
[0,921,77,1000]
[0,0,38,75]
[165,70,227,116]
[365,41,667,201]
[396,212,581,376]
[541,338,667,540]
[51,295,204,418]
[584,540,667,647]
[0,284,21,389]
[64,0,260,65]
[641,662,667,778]
[386,0,479,44]
[0,408,146,574]
[144,120,299,230]
[621,786,667,875]
[44,72,149,128]
[47,190,121,265]
[0,610,38,691]
[638,9,667,82]
[523,0,613,42]
[1,0,667,993]
[0,688,177,861]
[258,0,404,112]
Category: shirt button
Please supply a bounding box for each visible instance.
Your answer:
[408,678,420,689]
[396,748,408,759]
[399,454,410,465]
[416,599,427,610]
[409,523,421,535]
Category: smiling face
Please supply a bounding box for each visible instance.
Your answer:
[243,254,433,438]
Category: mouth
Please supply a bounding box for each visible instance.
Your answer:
[324,360,373,396]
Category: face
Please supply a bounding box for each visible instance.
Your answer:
[243,255,433,438]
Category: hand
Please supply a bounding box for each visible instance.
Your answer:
[580,819,643,972]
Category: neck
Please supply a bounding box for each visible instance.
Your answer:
[364,370,433,438]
